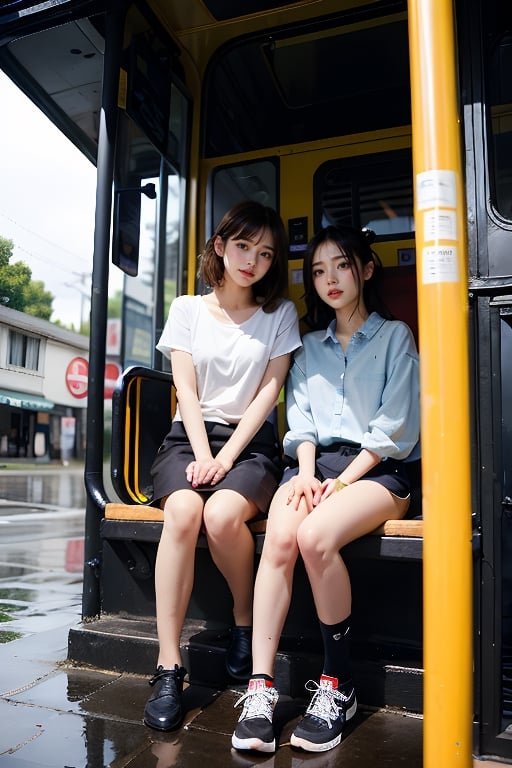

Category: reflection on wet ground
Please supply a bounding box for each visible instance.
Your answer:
[0,468,85,644]
[0,465,422,766]
[0,630,425,768]
[0,466,87,507]
[0,466,506,766]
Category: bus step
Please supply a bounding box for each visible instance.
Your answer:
[67,617,423,712]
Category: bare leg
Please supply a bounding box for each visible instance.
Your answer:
[251,482,308,676]
[297,480,410,623]
[155,489,204,668]
[203,489,258,626]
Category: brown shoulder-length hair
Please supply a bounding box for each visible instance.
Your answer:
[199,200,288,311]
[302,225,392,330]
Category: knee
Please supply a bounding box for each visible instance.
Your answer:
[162,496,202,540]
[203,504,237,541]
[296,520,326,565]
[262,527,299,569]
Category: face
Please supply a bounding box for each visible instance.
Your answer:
[311,240,373,312]
[214,228,274,286]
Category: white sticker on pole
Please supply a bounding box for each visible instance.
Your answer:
[416,170,456,210]
[422,246,459,284]
[417,169,459,283]
[424,209,457,241]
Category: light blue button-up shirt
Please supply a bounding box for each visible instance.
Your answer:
[283,312,420,462]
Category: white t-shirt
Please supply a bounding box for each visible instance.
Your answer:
[157,295,301,424]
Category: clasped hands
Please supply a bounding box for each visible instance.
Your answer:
[186,456,232,488]
[286,474,347,511]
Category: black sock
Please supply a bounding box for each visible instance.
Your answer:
[250,674,274,683]
[319,616,352,689]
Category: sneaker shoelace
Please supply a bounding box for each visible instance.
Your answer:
[303,680,350,728]
[234,686,276,722]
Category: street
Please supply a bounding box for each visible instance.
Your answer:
[0,465,85,642]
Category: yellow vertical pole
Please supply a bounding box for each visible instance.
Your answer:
[407,1,473,767]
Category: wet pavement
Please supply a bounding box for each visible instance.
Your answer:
[0,616,424,767]
[0,463,506,767]
[0,464,85,645]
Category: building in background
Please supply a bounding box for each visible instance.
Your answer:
[0,306,116,461]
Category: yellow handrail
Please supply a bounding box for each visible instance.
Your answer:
[408,1,473,766]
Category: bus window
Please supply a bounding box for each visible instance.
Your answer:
[314,149,414,254]
[120,173,158,368]
[210,160,278,234]
[204,14,410,156]
[113,19,190,368]
[488,31,512,225]
[113,108,160,368]
[115,161,184,369]
[313,149,416,338]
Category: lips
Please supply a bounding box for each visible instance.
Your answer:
[240,269,255,278]
[328,289,342,298]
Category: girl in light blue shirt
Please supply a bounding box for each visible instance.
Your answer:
[232,225,420,755]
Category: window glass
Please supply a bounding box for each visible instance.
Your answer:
[8,331,40,370]
[315,150,414,238]
[210,160,278,234]
[169,84,189,175]
[205,16,410,157]
[163,171,181,318]
[488,33,512,221]
[114,83,188,366]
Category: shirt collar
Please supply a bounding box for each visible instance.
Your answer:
[321,312,386,344]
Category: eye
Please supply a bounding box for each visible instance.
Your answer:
[312,268,324,277]
[337,260,350,270]
[236,241,249,251]
[260,250,273,260]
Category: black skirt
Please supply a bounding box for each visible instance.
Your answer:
[281,442,411,499]
[150,420,283,513]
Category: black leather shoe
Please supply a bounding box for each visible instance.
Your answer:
[226,626,252,680]
[143,664,187,731]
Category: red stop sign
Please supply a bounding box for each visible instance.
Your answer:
[65,357,89,399]
[104,362,121,399]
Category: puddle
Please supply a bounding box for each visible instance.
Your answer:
[0,548,83,642]
[0,473,85,644]
[0,471,86,508]
[0,602,24,642]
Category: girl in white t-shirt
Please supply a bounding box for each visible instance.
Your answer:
[143,201,301,732]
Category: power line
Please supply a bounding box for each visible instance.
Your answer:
[6,240,91,283]
[0,210,91,268]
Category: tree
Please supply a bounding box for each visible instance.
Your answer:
[0,236,53,319]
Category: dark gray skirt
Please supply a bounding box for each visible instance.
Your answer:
[150,420,283,513]
[281,442,411,499]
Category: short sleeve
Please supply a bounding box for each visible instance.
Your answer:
[155,295,194,360]
[269,300,301,359]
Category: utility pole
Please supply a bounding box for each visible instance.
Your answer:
[65,271,90,333]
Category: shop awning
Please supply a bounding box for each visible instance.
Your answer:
[0,389,55,411]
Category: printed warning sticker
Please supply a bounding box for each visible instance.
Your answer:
[422,246,459,284]
[417,170,457,210]
[424,209,457,241]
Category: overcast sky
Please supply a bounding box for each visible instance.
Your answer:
[0,70,99,329]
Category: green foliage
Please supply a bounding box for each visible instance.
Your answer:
[0,236,54,319]
[0,237,14,268]
[164,278,177,317]
[107,289,122,319]
[22,280,53,321]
